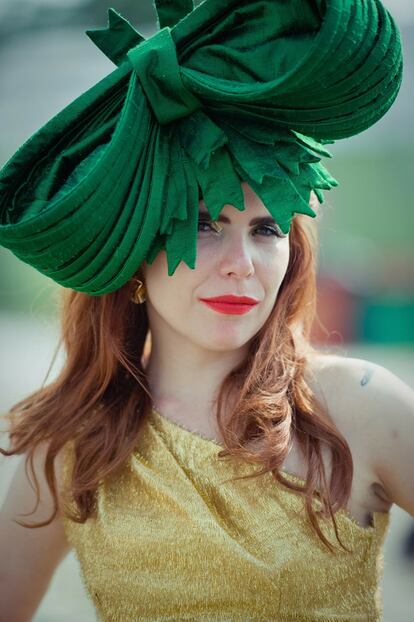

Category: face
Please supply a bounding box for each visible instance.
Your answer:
[141,182,290,354]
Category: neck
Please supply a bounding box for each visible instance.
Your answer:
[143,337,247,424]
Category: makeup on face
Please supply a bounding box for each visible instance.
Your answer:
[200,299,258,315]
[199,294,260,315]
[197,206,287,239]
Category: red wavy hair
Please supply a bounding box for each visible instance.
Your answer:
[0,191,354,554]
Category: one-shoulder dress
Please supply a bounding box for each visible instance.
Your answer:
[61,407,390,622]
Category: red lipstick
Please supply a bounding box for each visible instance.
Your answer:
[199,294,259,315]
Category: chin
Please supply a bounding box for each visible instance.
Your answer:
[201,329,253,351]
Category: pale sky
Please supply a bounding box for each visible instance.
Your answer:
[10,0,414,25]
[382,0,414,24]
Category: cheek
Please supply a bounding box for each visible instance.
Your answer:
[143,252,198,316]
[263,239,290,271]
[143,254,177,309]
[278,241,290,274]
[262,242,290,295]
[194,239,219,265]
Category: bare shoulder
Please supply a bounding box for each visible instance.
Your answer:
[306,352,414,516]
[305,350,412,412]
[306,352,414,437]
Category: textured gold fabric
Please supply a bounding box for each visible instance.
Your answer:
[61,408,390,621]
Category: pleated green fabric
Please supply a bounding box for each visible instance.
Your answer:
[0,0,403,295]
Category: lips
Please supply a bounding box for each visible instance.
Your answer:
[199,295,259,316]
[200,295,259,304]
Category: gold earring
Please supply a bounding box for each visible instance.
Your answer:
[130,278,147,304]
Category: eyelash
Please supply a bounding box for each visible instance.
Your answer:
[197,219,286,239]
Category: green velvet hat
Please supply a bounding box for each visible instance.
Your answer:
[0,0,403,295]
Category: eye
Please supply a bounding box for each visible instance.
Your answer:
[197,219,217,233]
[197,219,287,239]
[254,224,287,239]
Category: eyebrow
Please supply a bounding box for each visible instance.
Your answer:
[198,207,277,227]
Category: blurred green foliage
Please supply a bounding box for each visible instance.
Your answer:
[323,149,413,254]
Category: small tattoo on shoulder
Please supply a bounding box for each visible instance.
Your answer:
[360,366,375,386]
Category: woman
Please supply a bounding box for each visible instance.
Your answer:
[1,184,413,621]
[0,1,413,621]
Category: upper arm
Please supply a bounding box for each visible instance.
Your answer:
[309,354,414,517]
[360,361,414,518]
[0,441,72,622]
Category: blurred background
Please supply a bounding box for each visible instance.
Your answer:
[0,0,413,620]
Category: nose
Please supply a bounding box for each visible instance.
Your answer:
[219,234,254,278]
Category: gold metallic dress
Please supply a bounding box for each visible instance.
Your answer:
[61,408,390,622]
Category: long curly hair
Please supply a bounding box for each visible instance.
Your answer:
[0,191,354,554]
